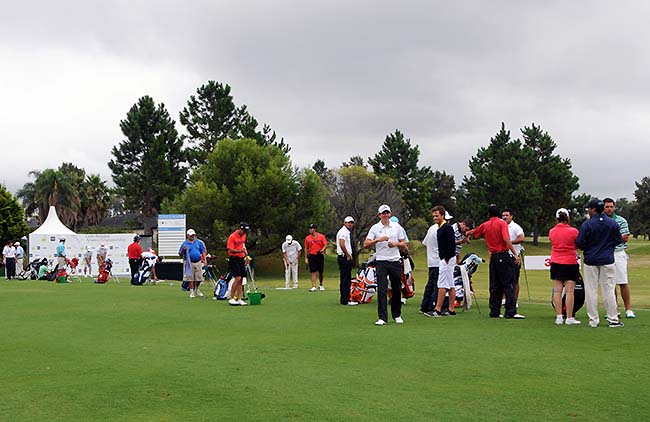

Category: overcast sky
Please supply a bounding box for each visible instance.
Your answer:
[1,1,648,202]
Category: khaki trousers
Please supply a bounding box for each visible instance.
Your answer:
[583,263,618,325]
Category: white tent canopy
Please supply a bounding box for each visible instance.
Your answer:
[31,206,76,236]
[28,206,133,276]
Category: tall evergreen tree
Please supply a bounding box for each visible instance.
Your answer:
[633,177,650,238]
[368,130,431,220]
[179,81,288,165]
[520,124,579,242]
[109,95,187,234]
[0,184,30,242]
[457,123,540,235]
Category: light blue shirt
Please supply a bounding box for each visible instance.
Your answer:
[56,242,66,257]
[15,246,24,259]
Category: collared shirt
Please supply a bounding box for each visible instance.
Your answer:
[507,221,524,254]
[15,246,24,259]
[3,246,16,258]
[366,221,404,262]
[180,238,206,262]
[56,242,66,257]
[227,231,247,258]
[422,224,440,268]
[336,225,352,256]
[549,223,579,265]
[96,246,108,257]
[305,232,327,255]
[127,242,142,259]
[281,240,302,263]
[612,213,630,252]
[473,217,511,254]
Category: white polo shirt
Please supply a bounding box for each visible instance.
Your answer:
[336,225,352,256]
[366,221,404,262]
[281,240,302,263]
[422,224,440,268]
[508,221,524,254]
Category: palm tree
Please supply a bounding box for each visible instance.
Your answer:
[16,170,40,220]
[83,174,111,226]
[33,168,82,230]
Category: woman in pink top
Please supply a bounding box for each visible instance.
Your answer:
[548,208,581,326]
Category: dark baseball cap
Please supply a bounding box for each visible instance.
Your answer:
[308,223,317,229]
[586,198,605,212]
[239,222,250,230]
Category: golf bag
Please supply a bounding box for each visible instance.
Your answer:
[96,259,113,284]
[132,259,153,285]
[213,272,233,300]
[66,257,79,274]
[55,266,69,283]
[350,262,377,304]
[16,257,41,280]
[401,255,416,299]
[45,264,59,282]
[431,253,484,311]
[551,273,585,318]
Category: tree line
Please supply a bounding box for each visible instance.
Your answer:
[5,80,650,257]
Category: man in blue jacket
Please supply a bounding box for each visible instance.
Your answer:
[576,198,623,328]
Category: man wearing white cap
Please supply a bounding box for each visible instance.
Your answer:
[364,205,407,325]
[83,246,93,276]
[179,228,206,298]
[14,242,24,275]
[96,242,108,268]
[281,234,302,289]
[337,216,358,306]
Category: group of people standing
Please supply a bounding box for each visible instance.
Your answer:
[2,240,24,279]
[549,198,634,328]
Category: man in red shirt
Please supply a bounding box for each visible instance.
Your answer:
[470,205,525,319]
[127,235,143,285]
[304,224,327,292]
[227,222,249,306]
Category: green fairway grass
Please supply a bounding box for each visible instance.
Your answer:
[1,238,649,421]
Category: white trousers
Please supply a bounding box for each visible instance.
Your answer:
[583,263,618,324]
[285,261,299,287]
[15,258,23,274]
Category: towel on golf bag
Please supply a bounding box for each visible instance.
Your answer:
[213,273,233,300]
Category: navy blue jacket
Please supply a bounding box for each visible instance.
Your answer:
[576,212,622,266]
[437,222,456,262]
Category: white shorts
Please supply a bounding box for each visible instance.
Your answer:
[438,257,456,289]
[614,250,628,285]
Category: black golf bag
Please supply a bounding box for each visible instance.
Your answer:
[551,273,585,318]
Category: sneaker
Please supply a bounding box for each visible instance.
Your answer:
[626,310,636,319]
[419,309,429,315]
[375,319,387,326]
[608,320,624,328]
[195,289,204,298]
[565,317,581,325]
[588,320,599,328]
[319,285,325,291]
[238,299,248,306]
[430,310,444,318]
[309,287,317,292]
[505,313,526,319]
[555,316,564,326]
[394,316,404,324]
[292,285,298,289]
[228,298,239,306]
[347,301,359,306]
[189,290,195,298]
[447,311,457,316]
[400,298,407,304]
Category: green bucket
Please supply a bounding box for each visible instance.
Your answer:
[248,292,263,305]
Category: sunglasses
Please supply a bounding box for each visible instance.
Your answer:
[381,211,391,214]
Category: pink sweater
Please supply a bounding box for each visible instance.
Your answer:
[549,223,579,265]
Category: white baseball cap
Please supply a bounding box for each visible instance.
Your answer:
[555,208,569,219]
[186,229,196,236]
[285,235,293,242]
[344,216,355,223]
[14,242,20,246]
[378,204,391,214]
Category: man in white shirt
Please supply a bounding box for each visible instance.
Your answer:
[3,241,16,279]
[337,216,358,306]
[14,242,25,275]
[364,205,408,326]
[502,209,525,303]
[419,208,440,315]
[96,243,108,268]
[281,235,302,289]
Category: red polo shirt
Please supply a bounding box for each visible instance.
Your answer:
[473,217,511,254]
[227,230,247,258]
[305,232,327,255]
[127,242,143,259]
